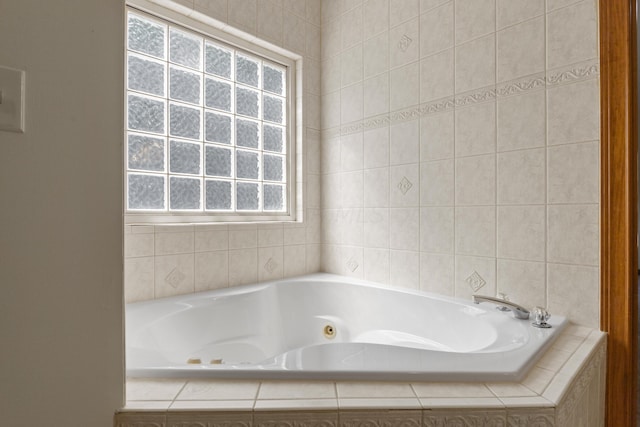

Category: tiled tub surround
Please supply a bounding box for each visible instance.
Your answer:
[120,1,607,425]
[125,221,322,302]
[117,325,605,427]
[124,0,323,303]
[320,0,601,329]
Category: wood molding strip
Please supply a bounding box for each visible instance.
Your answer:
[599,1,638,426]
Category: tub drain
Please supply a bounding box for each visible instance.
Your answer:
[323,324,336,339]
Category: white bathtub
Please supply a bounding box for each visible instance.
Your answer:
[126,274,566,381]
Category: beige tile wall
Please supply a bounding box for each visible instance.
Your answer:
[320,0,601,328]
[124,0,323,303]
[125,0,601,330]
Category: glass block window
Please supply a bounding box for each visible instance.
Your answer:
[126,10,290,217]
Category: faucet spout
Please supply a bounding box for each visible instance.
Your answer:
[472,295,530,320]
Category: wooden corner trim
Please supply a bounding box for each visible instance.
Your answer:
[599,1,638,426]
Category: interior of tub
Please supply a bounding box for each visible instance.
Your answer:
[126,275,558,373]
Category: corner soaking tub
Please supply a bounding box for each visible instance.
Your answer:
[126,274,566,381]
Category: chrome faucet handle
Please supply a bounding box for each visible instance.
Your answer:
[532,306,552,328]
[494,293,510,312]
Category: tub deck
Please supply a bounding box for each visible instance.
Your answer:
[117,324,605,427]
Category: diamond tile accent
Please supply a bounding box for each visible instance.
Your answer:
[398,34,412,52]
[466,271,486,292]
[397,176,413,195]
[165,267,186,288]
[346,257,359,272]
[264,257,278,273]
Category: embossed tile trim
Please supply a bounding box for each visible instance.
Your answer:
[166,411,252,427]
[254,410,338,427]
[339,410,421,427]
[546,59,600,87]
[322,59,600,137]
[115,412,167,427]
[553,337,606,426]
[506,408,555,427]
[496,73,546,98]
[422,410,507,427]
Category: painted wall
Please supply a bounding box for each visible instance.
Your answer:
[124,0,323,302]
[320,0,601,328]
[0,0,124,426]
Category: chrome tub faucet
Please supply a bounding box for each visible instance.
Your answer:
[472,294,530,320]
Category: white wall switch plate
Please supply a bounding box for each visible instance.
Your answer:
[0,66,26,133]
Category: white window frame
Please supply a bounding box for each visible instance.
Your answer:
[124,1,299,225]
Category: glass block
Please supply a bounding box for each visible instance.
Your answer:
[128,14,165,59]
[128,173,165,210]
[128,54,165,97]
[170,177,201,210]
[169,28,202,70]
[263,124,284,153]
[205,111,232,144]
[205,78,232,112]
[170,140,201,174]
[263,154,284,182]
[236,54,259,88]
[263,94,284,124]
[205,145,232,177]
[236,150,260,180]
[205,42,232,79]
[206,179,232,210]
[128,133,165,172]
[169,103,201,140]
[236,182,259,211]
[235,118,260,149]
[263,184,285,211]
[263,64,284,95]
[170,66,201,104]
[236,86,260,118]
[128,94,165,134]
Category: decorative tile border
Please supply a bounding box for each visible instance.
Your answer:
[506,409,555,427]
[115,412,167,427]
[321,59,600,139]
[167,412,253,427]
[255,411,338,427]
[340,410,421,427]
[496,74,546,98]
[546,59,600,87]
[423,410,506,427]
[555,341,606,427]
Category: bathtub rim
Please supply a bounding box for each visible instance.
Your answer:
[125,273,567,382]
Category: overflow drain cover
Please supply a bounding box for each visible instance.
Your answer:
[323,324,336,339]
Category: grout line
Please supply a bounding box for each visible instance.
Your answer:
[452,0,457,297]
[543,4,549,310]
[493,0,498,297]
